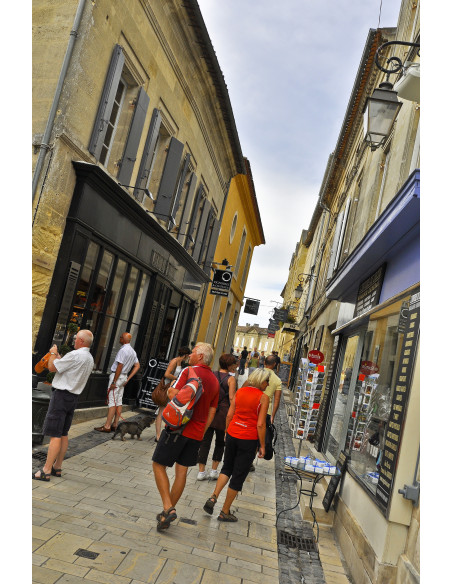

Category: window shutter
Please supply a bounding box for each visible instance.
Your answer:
[326,211,344,281]
[153,137,184,221]
[203,218,221,274]
[169,154,191,228]
[135,108,162,197]
[89,45,125,159]
[192,200,211,262]
[117,87,150,185]
[333,198,351,271]
[186,184,204,247]
[178,172,197,245]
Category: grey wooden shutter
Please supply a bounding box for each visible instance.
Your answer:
[203,218,220,274]
[186,185,204,248]
[169,154,191,228]
[326,210,344,281]
[192,200,211,262]
[135,108,162,196]
[88,45,125,159]
[334,198,351,271]
[177,172,197,245]
[117,87,150,185]
[153,137,184,221]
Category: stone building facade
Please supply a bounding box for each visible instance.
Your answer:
[32,0,245,406]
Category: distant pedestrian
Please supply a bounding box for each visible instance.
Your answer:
[33,330,94,481]
[258,351,265,368]
[202,368,270,522]
[248,349,259,376]
[152,343,219,532]
[95,332,140,433]
[273,351,281,375]
[197,353,237,480]
[238,346,248,375]
[154,346,191,441]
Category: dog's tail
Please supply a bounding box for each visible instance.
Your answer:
[111,427,120,440]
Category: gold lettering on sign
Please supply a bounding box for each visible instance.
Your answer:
[394,413,399,420]
[398,376,406,382]
[407,332,414,339]
[393,405,403,412]
[403,358,409,365]
[406,341,413,347]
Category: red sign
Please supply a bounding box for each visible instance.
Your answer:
[360,361,379,375]
[308,350,324,364]
[268,333,275,338]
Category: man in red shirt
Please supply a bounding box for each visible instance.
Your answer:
[152,342,219,531]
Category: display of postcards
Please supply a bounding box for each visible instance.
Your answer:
[297,428,305,437]
[307,373,314,382]
[301,402,310,410]
[316,383,324,390]
[361,403,369,411]
[317,372,325,379]
[353,440,362,450]
[304,390,311,399]
[310,409,319,419]
[356,421,366,430]
[298,419,306,429]
[365,385,374,394]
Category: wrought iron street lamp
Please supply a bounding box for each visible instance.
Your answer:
[294,273,316,300]
[363,40,420,151]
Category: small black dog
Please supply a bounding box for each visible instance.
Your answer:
[112,416,155,441]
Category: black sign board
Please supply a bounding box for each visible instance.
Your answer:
[136,357,169,409]
[322,450,350,512]
[244,298,260,315]
[278,361,292,385]
[210,269,233,296]
[354,264,386,318]
[268,319,279,332]
[273,308,288,322]
[375,291,420,511]
[314,335,341,451]
[397,301,409,333]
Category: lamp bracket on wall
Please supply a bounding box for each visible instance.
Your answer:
[375,40,420,84]
[118,183,154,201]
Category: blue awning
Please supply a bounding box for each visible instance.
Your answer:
[326,169,420,303]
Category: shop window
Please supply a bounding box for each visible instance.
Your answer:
[99,78,127,167]
[324,290,419,497]
[240,245,252,289]
[230,212,238,243]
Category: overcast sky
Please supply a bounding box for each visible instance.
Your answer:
[197,0,402,328]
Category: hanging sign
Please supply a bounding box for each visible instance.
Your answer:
[354,264,386,318]
[360,361,379,375]
[308,350,324,364]
[210,269,233,296]
[244,298,260,315]
[273,308,288,322]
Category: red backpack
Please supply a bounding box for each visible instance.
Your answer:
[162,366,203,431]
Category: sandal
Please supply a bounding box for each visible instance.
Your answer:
[203,494,217,515]
[51,467,62,477]
[156,506,177,531]
[94,426,111,433]
[32,468,50,482]
[218,510,238,522]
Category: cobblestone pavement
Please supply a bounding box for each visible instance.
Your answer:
[32,380,350,584]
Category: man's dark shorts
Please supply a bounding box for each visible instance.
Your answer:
[42,389,79,438]
[152,428,201,467]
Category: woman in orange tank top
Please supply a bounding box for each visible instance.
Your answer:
[203,368,270,522]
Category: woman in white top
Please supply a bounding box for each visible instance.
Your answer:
[154,346,190,441]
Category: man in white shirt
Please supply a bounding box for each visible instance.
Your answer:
[94,332,140,433]
[33,329,94,481]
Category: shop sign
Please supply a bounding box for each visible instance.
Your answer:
[360,360,379,375]
[375,291,420,512]
[210,269,233,296]
[397,301,409,333]
[273,308,288,322]
[268,318,279,332]
[136,357,169,409]
[278,361,292,384]
[354,264,386,318]
[308,350,324,364]
[267,332,275,338]
[244,298,260,315]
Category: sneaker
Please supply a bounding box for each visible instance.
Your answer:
[209,469,219,479]
[197,471,207,481]
[249,464,255,472]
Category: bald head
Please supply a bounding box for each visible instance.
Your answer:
[265,354,277,369]
[76,329,93,347]
[120,332,132,344]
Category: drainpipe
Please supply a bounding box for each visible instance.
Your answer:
[32,0,88,202]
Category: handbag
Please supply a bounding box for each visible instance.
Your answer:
[34,352,51,374]
[264,421,277,460]
[151,376,172,407]
[210,372,230,431]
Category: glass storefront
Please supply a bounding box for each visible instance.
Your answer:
[324,288,419,497]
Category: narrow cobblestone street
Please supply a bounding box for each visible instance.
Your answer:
[32,385,351,584]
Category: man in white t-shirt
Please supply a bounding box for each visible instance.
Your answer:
[95,332,140,433]
[33,329,94,481]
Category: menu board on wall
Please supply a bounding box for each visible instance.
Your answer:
[314,335,340,451]
[136,357,169,409]
[375,291,420,511]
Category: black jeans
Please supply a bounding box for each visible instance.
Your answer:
[238,359,246,375]
[197,426,226,465]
